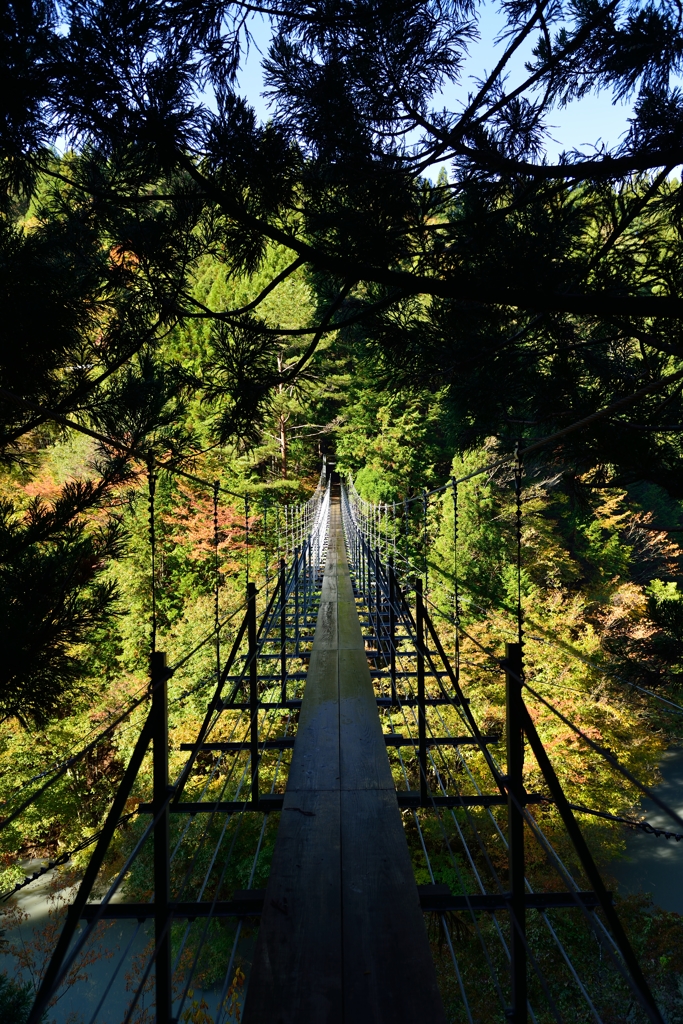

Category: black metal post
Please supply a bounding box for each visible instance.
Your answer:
[280,558,287,705]
[301,543,306,627]
[374,546,381,651]
[366,542,373,629]
[505,641,527,1023]
[360,535,365,595]
[304,542,310,625]
[415,579,428,805]
[364,537,368,598]
[248,582,259,806]
[309,542,313,620]
[389,558,397,705]
[294,547,300,656]
[152,650,172,1024]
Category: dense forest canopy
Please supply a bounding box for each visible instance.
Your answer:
[0,0,682,731]
[0,0,682,738]
[2,3,683,1017]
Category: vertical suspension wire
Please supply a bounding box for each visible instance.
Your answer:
[514,440,525,784]
[245,494,250,590]
[403,495,409,578]
[376,499,382,557]
[379,502,382,562]
[451,475,460,681]
[369,501,373,553]
[213,480,221,685]
[423,489,428,597]
[368,499,374,557]
[514,441,524,650]
[277,501,281,565]
[264,496,269,606]
[377,503,381,562]
[148,461,157,656]
[377,503,380,559]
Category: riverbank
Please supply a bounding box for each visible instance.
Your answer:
[610,746,683,915]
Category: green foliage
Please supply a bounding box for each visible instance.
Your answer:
[3,2,683,1012]
[0,486,123,725]
[646,580,683,669]
[353,466,398,503]
[336,385,452,498]
[0,973,32,1024]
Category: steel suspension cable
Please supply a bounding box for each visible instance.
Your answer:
[148,461,158,655]
[522,680,683,832]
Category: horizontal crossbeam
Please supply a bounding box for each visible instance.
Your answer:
[371,670,451,678]
[384,734,500,747]
[139,795,285,814]
[179,739,295,752]
[220,699,302,710]
[80,891,265,921]
[139,790,539,813]
[258,652,312,659]
[416,884,608,912]
[397,792,546,808]
[221,673,307,682]
[376,696,467,707]
[79,887,608,921]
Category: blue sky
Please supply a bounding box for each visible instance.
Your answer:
[235,4,634,170]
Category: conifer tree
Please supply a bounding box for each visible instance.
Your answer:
[4,0,676,478]
[3,0,683,714]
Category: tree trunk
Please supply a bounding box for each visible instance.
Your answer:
[279,414,288,479]
[277,351,288,479]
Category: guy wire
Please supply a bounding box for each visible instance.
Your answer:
[451,475,460,681]
[245,494,250,588]
[514,440,524,650]
[213,479,221,686]
[148,460,157,656]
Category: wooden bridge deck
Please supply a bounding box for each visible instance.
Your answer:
[243,489,446,1024]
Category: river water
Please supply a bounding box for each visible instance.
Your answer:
[0,869,238,1023]
[0,868,155,1023]
[609,746,683,914]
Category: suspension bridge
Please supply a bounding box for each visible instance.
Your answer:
[2,461,682,1024]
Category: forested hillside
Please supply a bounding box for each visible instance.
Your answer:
[2,191,683,1018]
[4,0,683,1019]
